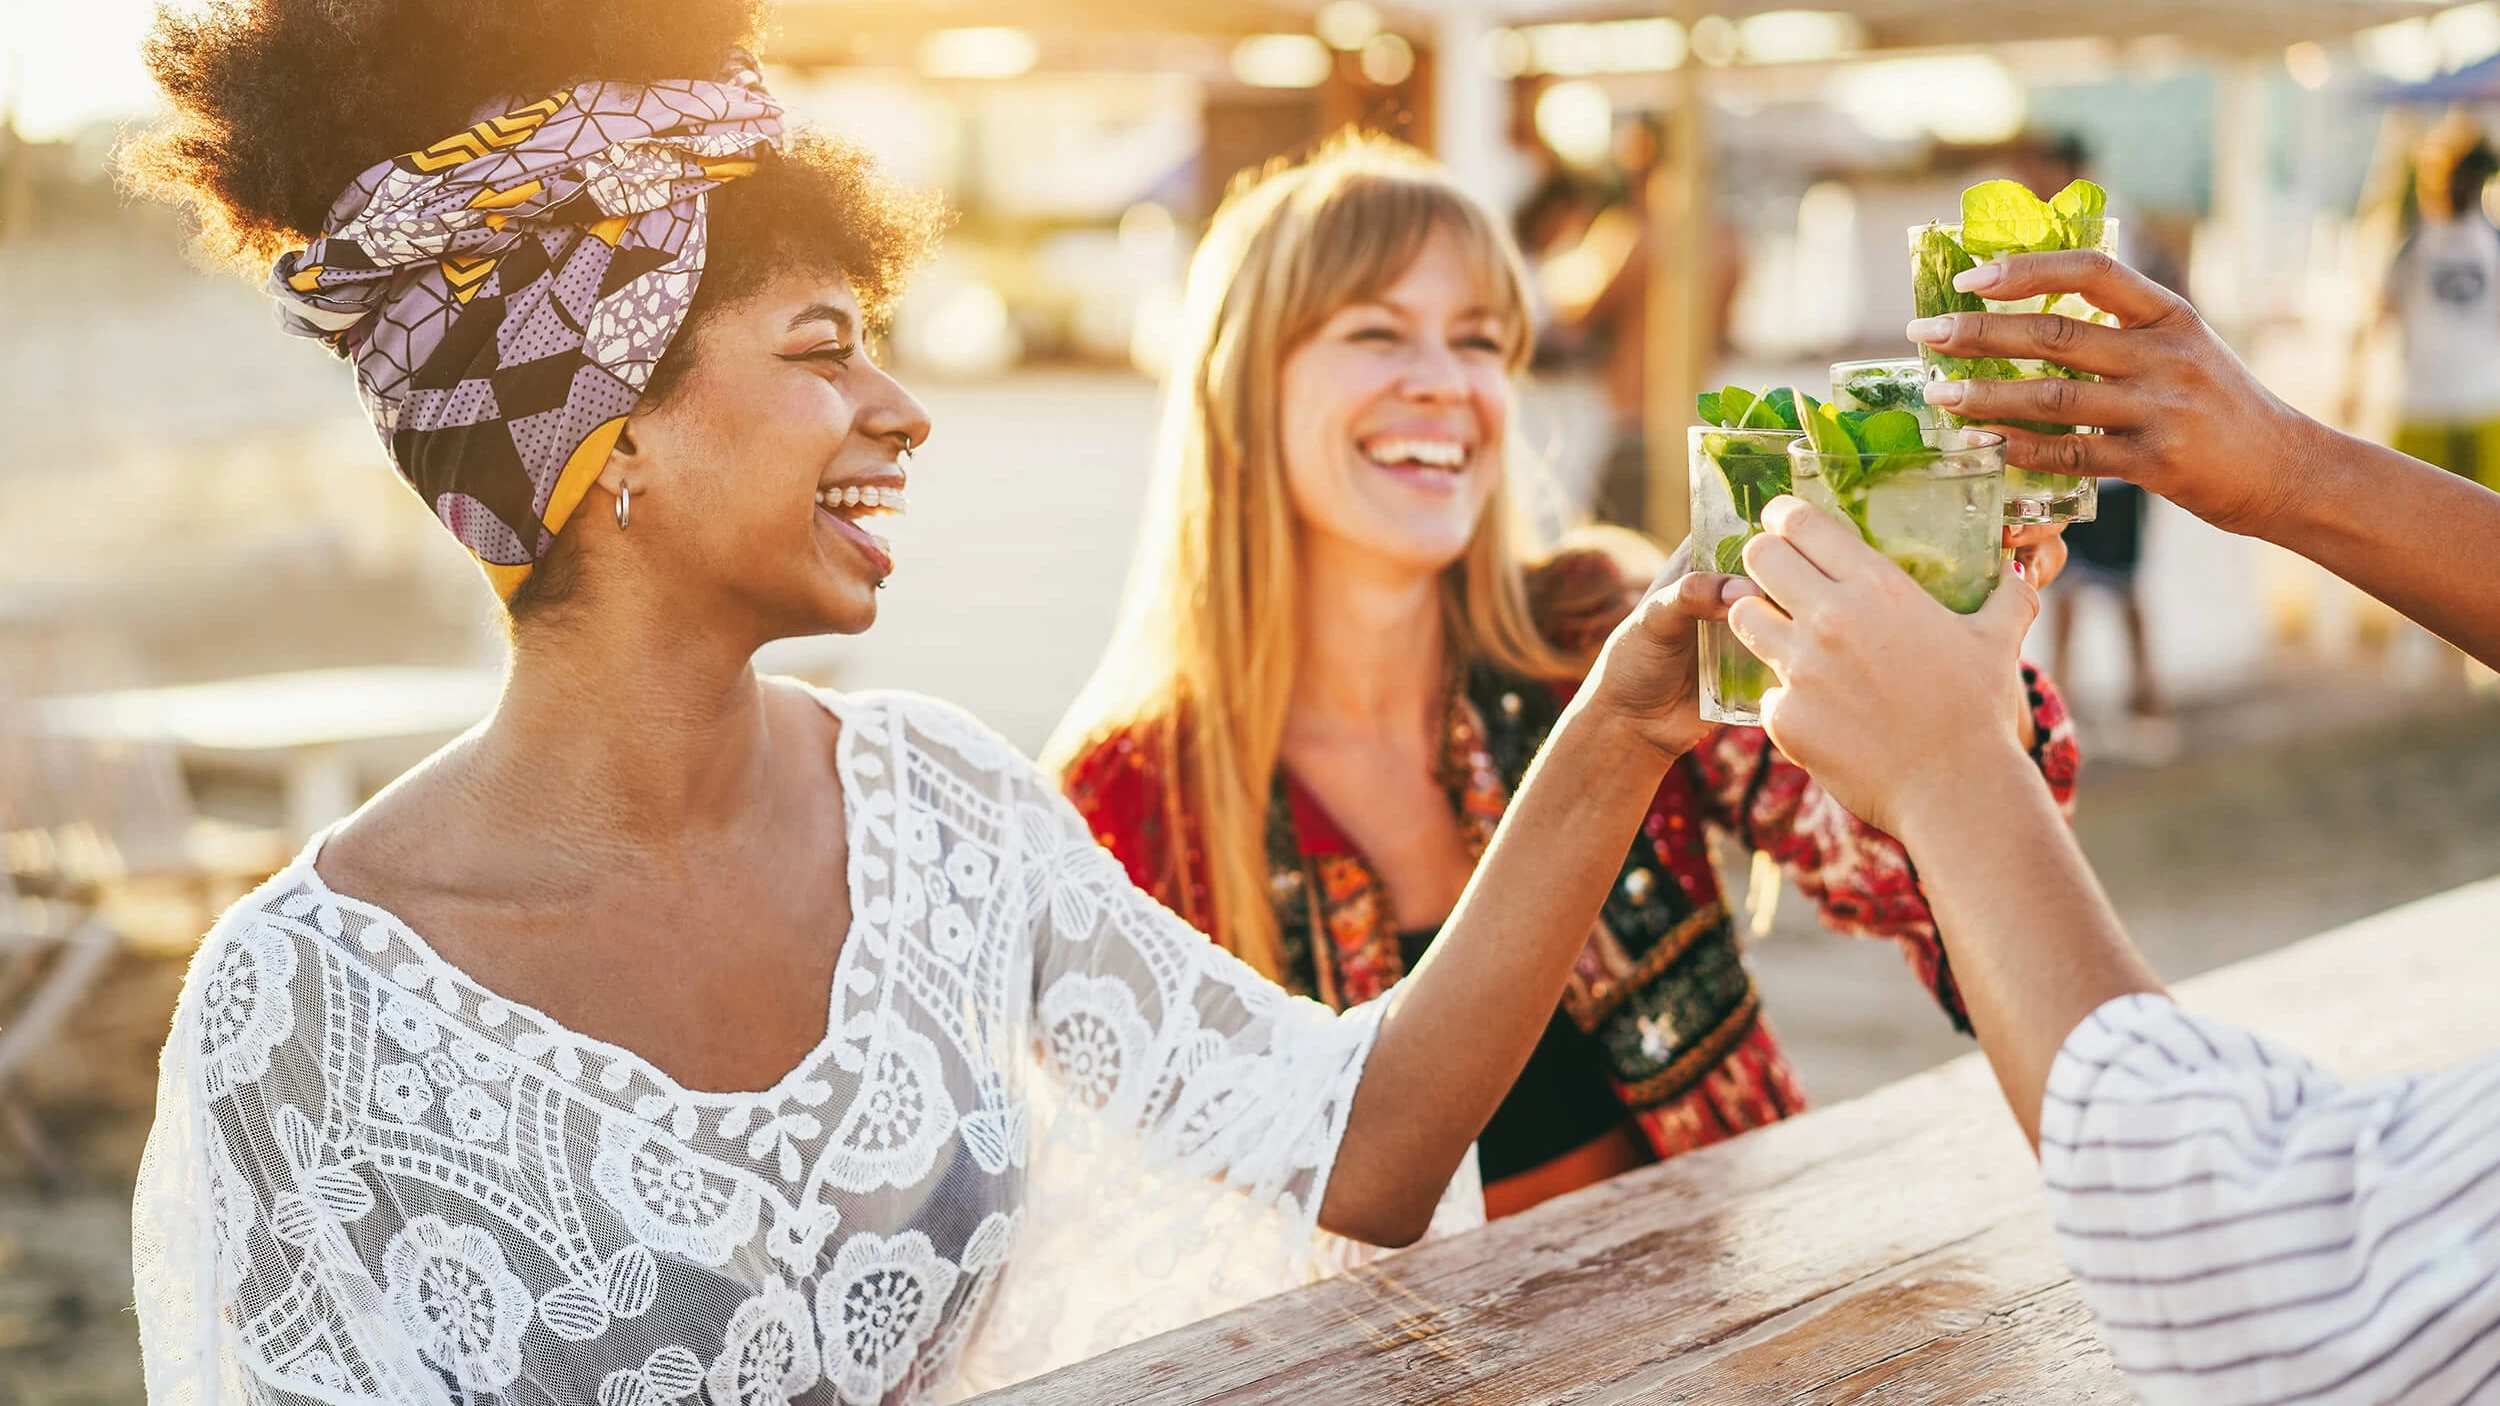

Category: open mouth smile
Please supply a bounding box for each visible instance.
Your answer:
[815,480,908,578]
[1358,434,1474,487]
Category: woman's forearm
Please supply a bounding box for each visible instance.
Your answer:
[1318,699,1670,1244]
[1891,754,2163,1149]
[2273,424,2500,671]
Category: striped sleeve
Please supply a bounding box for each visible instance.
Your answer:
[2040,993,2500,1406]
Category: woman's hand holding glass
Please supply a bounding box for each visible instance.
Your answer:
[1727,498,2041,843]
[1580,540,1752,762]
[1911,248,2500,671]
[1906,250,2321,539]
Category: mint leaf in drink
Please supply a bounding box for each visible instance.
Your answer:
[1760,387,1801,432]
[1714,529,1756,574]
[1697,390,1724,426]
[1839,367,1927,414]
[1714,445,1792,523]
[1914,226,1984,321]
[1858,410,1926,457]
[2049,179,2108,249]
[1799,392,1860,458]
[1959,179,2059,258]
[1739,389,1790,431]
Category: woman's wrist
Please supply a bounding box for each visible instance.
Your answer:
[1889,737,2045,863]
[1555,688,1689,776]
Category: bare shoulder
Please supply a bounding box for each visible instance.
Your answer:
[308,733,500,913]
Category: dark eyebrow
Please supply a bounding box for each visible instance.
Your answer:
[786,302,857,337]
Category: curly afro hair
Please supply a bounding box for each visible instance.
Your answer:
[122,0,946,324]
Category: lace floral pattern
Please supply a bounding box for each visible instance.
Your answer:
[133,690,1454,1405]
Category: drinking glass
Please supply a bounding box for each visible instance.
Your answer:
[1829,357,1936,427]
[1907,218,2118,523]
[1787,427,2008,615]
[1689,425,1798,725]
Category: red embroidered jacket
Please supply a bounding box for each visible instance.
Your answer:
[1060,552,2081,1171]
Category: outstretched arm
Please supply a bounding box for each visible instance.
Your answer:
[1323,569,1743,1245]
[1905,249,2500,669]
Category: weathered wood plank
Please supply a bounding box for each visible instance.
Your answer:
[993,1060,2045,1405]
[1591,1215,2123,1404]
[978,878,2500,1404]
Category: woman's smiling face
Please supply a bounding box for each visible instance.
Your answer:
[606,271,930,639]
[1276,228,1517,579]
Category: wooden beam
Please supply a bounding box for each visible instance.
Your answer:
[1642,22,1707,549]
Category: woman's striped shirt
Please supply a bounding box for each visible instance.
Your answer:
[2042,993,2500,1405]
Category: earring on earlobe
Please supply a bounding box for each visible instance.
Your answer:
[615,484,631,531]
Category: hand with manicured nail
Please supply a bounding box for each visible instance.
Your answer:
[1728,496,2041,842]
[1904,250,2317,539]
[1908,251,2500,669]
[2005,522,2066,591]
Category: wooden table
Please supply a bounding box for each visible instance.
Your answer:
[985,876,2500,1404]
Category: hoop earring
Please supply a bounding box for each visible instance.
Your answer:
[615,484,631,531]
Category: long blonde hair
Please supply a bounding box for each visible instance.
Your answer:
[1045,135,1584,981]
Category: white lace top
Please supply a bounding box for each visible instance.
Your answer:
[132,689,1482,1405]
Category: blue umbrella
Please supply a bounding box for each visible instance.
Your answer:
[2365,51,2500,103]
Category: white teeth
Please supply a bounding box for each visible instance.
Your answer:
[816,485,910,513]
[1365,437,1467,469]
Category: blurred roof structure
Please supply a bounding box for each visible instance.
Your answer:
[1430,1,2448,55]
[774,0,2451,63]
[773,0,1337,66]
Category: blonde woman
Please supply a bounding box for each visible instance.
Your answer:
[1049,137,2081,1217]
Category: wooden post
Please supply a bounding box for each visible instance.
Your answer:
[1643,16,1709,548]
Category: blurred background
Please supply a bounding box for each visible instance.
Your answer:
[6,1,2500,1396]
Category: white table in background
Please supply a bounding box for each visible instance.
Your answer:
[35,666,502,842]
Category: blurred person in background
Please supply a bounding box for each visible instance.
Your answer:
[120,4,1788,1399]
[1046,136,2079,1220]
[2379,111,2500,493]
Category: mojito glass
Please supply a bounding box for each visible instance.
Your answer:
[1689,425,1797,724]
[1829,357,1937,427]
[1909,215,2117,523]
[1789,427,2007,615]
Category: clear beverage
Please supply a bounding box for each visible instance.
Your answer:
[1788,427,2007,615]
[1907,218,2117,523]
[1689,425,1797,725]
[1829,357,1937,427]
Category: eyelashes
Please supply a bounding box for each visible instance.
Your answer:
[781,345,857,369]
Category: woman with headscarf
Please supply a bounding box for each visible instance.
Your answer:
[124,4,1750,1401]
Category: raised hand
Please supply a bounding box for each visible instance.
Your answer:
[1905,250,2324,540]
[1582,539,1749,763]
[1728,497,2040,840]
[1909,249,2500,670]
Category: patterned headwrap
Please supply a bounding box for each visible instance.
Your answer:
[269,57,785,599]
